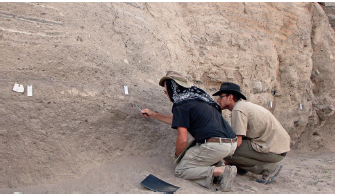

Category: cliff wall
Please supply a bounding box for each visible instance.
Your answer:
[1,2,334,188]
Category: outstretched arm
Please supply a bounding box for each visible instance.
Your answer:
[141,108,173,125]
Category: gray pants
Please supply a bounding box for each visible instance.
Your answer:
[175,141,237,188]
[224,140,286,175]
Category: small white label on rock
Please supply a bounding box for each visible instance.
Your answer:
[13,83,24,93]
[124,85,129,95]
[27,85,33,96]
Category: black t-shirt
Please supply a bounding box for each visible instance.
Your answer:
[171,100,236,143]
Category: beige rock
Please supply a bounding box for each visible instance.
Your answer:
[0,2,334,190]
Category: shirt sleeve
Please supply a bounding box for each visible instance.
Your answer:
[171,106,190,129]
[231,110,248,136]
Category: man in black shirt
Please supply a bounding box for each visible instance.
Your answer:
[172,101,236,143]
[141,71,238,191]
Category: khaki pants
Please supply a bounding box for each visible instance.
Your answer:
[175,141,237,188]
[224,140,286,175]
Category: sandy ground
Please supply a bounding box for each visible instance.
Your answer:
[1,2,335,194]
[0,150,334,194]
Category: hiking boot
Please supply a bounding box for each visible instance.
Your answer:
[220,165,237,192]
[256,165,283,184]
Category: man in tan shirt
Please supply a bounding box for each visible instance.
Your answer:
[212,82,291,184]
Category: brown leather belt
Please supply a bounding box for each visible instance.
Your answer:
[202,137,237,144]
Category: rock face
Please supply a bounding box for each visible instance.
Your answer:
[319,2,335,30]
[1,2,334,188]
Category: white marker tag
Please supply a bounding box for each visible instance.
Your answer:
[27,85,33,96]
[300,103,302,110]
[13,83,24,93]
[124,85,129,95]
[270,101,273,108]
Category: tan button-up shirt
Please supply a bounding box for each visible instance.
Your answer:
[231,100,290,154]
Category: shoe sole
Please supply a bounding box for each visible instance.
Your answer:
[265,165,283,184]
[256,165,283,184]
[220,166,237,192]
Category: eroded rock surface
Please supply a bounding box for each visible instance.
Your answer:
[1,2,334,188]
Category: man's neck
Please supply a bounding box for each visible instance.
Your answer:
[229,100,240,111]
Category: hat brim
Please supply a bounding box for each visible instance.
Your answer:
[212,90,247,100]
[159,76,172,87]
[159,76,192,88]
[212,91,222,96]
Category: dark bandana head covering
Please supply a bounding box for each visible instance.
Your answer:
[165,79,222,113]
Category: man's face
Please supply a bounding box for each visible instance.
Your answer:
[217,93,231,110]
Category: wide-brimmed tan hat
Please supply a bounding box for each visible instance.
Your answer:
[159,71,193,88]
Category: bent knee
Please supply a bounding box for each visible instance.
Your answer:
[175,167,187,178]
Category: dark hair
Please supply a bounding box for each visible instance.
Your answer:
[228,91,241,102]
[165,79,175,102]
